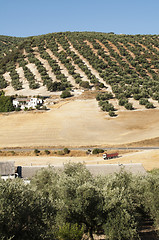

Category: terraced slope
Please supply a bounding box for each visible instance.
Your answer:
[0,32,159,115]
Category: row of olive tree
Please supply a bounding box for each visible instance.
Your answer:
[0,75,8,89]
[1,163,159,240]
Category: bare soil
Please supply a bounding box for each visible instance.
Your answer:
[0,98,159,150]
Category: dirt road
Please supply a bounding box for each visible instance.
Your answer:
[0,149,159,171]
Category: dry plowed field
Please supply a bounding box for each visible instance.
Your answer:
[1,99,159,148]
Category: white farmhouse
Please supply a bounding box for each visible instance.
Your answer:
[28,98,43,108]
[13,97,43,110]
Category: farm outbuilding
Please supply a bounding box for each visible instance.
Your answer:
[86,163,146,176]
[18,163,146,179]
[0,161,15,176]
[13,97,43,110]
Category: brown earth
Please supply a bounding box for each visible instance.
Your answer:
[1,98,159,149]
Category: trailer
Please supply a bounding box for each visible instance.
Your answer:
[103,152,119,160]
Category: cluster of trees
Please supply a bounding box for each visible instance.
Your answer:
[46,81,70,92]
[34,148,70,156]
[37,45,72,91]
[99,100,115,111]
[99,33,158,79]
[54,34,104,89]
[52,49,81,78]
[23,66,40,89]
[0,163,159,240]
[139,98,154,108]
[46,37,90,89]
[27,52,52,89]
[98,100,116,116]
[0,93,14,112]
[96,92,113,101]
[65,32,159,108]
[0,38,23,72]
[9,67,22,90]
[96,92,116,116]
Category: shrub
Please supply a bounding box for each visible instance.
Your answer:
[15,107,21,111]
[139,98,149,105]
[133,94,142,100]
[124,102,133,110]
[75,77,82,84]
[34,149,40,155]
[56,223,84,240]
[9,151,15,155]
[92,148,104,154]
[118,98,128,106]
[60,90,72,98]
[101,102,116,112]
[79,81,91,89]
[44,149,50,155]
[109,110,116,117]
[0,90,5,96]
[63,148,70,154]
[36,105,40,110]
[57,150,64,155]
[145,102,154,109]
[41,105,47,110]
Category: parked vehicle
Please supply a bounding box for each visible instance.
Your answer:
[103,152,119,160]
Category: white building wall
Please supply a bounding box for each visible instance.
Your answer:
[13,98,43,109]
[13,100,19,108]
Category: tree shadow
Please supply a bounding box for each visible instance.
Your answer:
[139,230,159,240]
[139,219,159,240]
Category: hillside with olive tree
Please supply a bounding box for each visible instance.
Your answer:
[0,32,159,117]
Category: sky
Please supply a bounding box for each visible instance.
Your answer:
[0,0,159,37]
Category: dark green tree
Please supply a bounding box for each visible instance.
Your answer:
[0,96,15,112]
[0,180,56,240]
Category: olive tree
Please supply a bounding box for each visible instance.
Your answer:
[32,163,104,240]
[102,171,146,240]
[0,179,56,240]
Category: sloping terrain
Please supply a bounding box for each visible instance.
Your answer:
[1,32,159,150]
[0,32,159,115]
[1,99,159,148]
